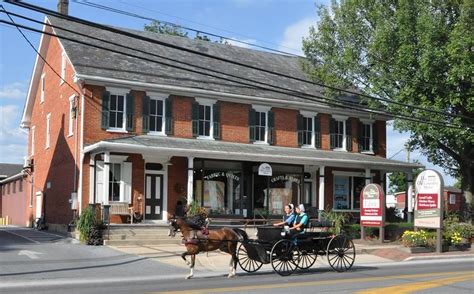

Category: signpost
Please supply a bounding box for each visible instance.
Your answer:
[360,183,385,243]
[258,163,272,214]
[414,169,444,253]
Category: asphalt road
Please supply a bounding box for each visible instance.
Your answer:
[1,228,473,294]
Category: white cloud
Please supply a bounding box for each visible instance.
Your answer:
[0,104,27,164]
[0,82,27,100]
[278,17,317,55]
[225,37,258,49]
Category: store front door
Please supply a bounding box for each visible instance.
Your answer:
[145,174,163,220]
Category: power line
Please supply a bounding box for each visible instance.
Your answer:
[7,0,471,123]
[0,15,465,130]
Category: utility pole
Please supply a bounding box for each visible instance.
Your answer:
[405,142,414,223]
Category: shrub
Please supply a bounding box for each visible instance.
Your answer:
[76,206,104,245]
[401,230,429,247]
[321,209,349,234]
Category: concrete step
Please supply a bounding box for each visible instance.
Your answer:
[104,238,181,246]
[107,233,172,240]
[107,228,170,234]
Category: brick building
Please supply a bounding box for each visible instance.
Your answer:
[0,164,29,226]
[20,14,421,229]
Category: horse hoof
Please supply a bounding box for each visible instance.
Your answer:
[227,274,235,278]
[185,275,193,279]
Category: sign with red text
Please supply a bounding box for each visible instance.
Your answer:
[414,170,444,228]
[360,183,385,227]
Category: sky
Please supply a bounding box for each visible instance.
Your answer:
[0,0,455,186]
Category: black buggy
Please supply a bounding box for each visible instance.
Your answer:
[237,220,356,276]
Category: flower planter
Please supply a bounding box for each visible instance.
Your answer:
[408,246,434,253]
[449,243,471,251]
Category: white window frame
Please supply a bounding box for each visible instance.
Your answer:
[252,105,271,144]
[196,97,215,140]
[40,73,45,103]
[449,193,456,205]
[148,92,167,136]
[68,95,75,137]
[332,115,348,151]
[360,119,374,154]
[106,87,128,132]
[60,52,66,85]
[46,113,51,149]
[300,110,317,148]
[332,171,374,212]
[109,155,131,203]
[31,126,35,156]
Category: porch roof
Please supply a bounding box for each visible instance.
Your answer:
[83,135,422,172]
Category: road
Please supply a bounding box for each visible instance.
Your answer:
[0,228,473,293]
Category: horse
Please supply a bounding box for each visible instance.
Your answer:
[168,217,248,279]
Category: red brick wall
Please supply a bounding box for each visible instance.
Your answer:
[172,95,193,138]
[349,117,358,153]
[375,120,386,157]
[320,113,331,150]
[273,108,298,147]
[1,178,29,226]
[220,101,250,143]
[167,156,188,218]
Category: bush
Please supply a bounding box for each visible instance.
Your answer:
[443,212,473,245]
[76,206,104,245]
[321,209,349,234]
[402,230,429,247]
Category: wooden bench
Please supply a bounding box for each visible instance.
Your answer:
[109,202,134,224]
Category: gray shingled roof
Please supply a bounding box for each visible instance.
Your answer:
[0,163,23,178]
[48,15,358,106]
[85,136,422,172]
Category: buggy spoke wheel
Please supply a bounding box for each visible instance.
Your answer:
[270,240,298,276]
[326,235,356,272]
[295,249,317,269]
[237,243,263,273]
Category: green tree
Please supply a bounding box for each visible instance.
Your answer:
[144,20,188,37]
[302,0,474,216]
[388,161,423,194]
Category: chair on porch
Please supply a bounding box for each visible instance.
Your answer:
[109,202,134,224]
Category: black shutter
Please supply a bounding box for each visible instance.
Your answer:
[192,102,199,137]
[268,110,275,145]
[372,122,378,154]
[297,114,304,146]
[165,97,173,135]
[101,90,110,130]
[314,115,321,148]
[126,93,134,132]
[213,103,220,140]
[142,95,150,133]
[249,108,256,142]
[358,121,364,152]
[329,118,335,149]
[346,118,352,151]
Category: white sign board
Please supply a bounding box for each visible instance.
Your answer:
[414,169,444,229]
[258,163,272,176]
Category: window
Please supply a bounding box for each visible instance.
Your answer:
[149,98,164,133]
[109,94,125,129]
[60,52,66,84]
[254,111,266,142]
[302,117,313,146]
[359,122,373,152]
[330,116,348,150]
[109,163,121,202]
[31,126,35,156]
[449,194,456,205]
[46,113,51,149]
[333,174,365,210]
[7,183,10,194]
[198,104,211,137]
[40,73,45,103]
[19,179,23,192]
[12,181,16,193]
[68,95,75,136]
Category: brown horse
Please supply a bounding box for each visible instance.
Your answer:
[168,217,247,279]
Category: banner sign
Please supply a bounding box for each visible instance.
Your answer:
[414,170,444,228]
[258,163,272,176]
[360,183,385,227]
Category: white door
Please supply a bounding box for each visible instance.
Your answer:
[35,192,42,219]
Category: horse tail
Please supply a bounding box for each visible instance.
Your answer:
[232,228,248,241]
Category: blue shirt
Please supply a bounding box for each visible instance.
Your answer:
[294,213,309,232]
[284,213,296,225]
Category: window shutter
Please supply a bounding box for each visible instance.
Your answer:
[346,118,352,151]
[126,93,134,132]
[213,103,220,140]
[142,95,150,133]
[268,110,275,145]
[95,161,104,204]
[165,97,173,135]
[297,114,304,146]
[249,108,256,142]
[314,115,321,148]
[372,122,378,154]
[101,91,110,130]
[192,102,199,137]
[358,121,363,152]
[329,118,335,149]
[122,162,132,203]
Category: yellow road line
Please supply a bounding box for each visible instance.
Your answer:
[155,271,474,294]
[358,273,474,294]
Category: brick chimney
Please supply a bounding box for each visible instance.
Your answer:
[57,0,69,15]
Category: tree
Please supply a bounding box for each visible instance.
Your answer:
[302,0,474,218]
[388,161,423,194]
[144,20,188,38]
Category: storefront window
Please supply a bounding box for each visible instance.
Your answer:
[333,175,365,210]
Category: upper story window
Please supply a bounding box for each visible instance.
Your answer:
[192,98,220,139]
[330,115,352,151]
[150,98,164,133]
[249,105,273,144]
[40,73,45,103]
[68,95,75,137]
[101,88,134,132]
[359,121,373,153]
[298,111,320,148]
[60,52,66,85]
[142,93,172,135]
[46,113,51,149]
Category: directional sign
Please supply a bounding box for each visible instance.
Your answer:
[360,183,385,227]
[415,170,444,228]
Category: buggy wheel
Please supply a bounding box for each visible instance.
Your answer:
[270,239,299,276]
[295,249,317,269]
[237,243,263,273]
[326,235,356,272]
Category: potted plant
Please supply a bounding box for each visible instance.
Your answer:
[401,230,433,253]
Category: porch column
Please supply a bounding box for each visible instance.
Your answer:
[318,166,325,219]
[406,171,414,222]
[187,156,194,205]
[365,168,371,185]
[103,151,110,205]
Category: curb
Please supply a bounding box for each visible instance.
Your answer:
[403,253,474,262]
